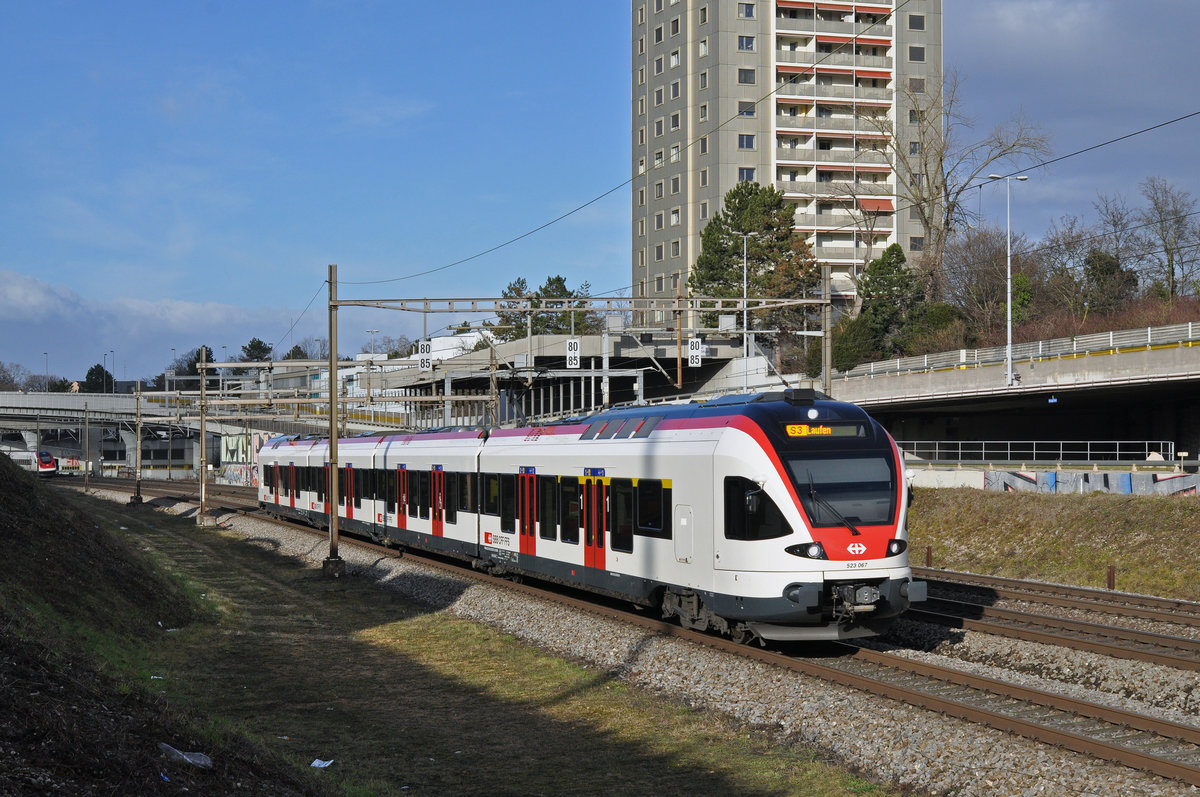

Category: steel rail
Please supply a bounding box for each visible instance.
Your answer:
[914,567,1200,625]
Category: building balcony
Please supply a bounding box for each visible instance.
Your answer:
[775,115,888,133]
[776,180,893,197]
[776,18,893,39]
[774,49,893,71]
[793,213,894,231]
[776,82,892,102]
[776,147,891,167]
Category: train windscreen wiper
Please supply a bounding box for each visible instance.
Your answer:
[807,470,861,536]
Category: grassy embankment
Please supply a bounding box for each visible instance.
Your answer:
[909,487,1200,601]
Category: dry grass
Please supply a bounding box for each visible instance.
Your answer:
[908,487,1200,600]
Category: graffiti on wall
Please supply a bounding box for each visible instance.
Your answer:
[984,470,1198,496]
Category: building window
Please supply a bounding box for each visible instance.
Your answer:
[737,2,755,18]
[638,37,645,55]
[670,50,680,68]
[638,5,645,25]
[654,56,664,74]
[638,68,645,85]
[738,134,755,149]
[655,0,663,11]
[671,240,681,257]
[637,96,645,115]
[671,272,680,291]
[700,201,709,220]
[670,112,680,130]
[637,218,645,236]
[655,244,665,262]
[656,275,665,292]
[638,279,646,297]
[670,175,681,193]
[909,141,921,155]
[909,13,925,31]
[638,188,645,206]
[637,127,645,145]
[699,103,708,121]
[655,212,664,230]
[909,46,925,62]
[670,17,680,35]
[908,109,923,124]
[738,101,756,117]
[909,236,924,251]
[654,87,664,106]
[700,168,708,187]
[909,77,925,93]
[653,150,663,168]
[698,71,708,89]
[737,68,756,85]
[670,144,680,162]
[699,6,707,25]
[699,136,708,155]
[654,25,663,43]
[670,208,680,226]
[637,157,645,174]
[909,206,922,221]
[670,80,680,99]
[655,181,665,199]
[638,250,645,267]
[737,35,755,51]
[698,39,708,57]
[655,118,664,136]
[738,167,756,182]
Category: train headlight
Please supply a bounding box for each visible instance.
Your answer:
[785,542,827,560]
[886,539,908,557]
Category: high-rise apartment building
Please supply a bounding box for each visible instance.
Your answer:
[631,0,942,323]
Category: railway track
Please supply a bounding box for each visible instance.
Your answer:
[913,566,1200,627]
[71,480,1200,787]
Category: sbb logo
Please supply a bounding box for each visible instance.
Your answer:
[847,542,867,556]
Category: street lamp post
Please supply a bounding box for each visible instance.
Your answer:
[109,350,115,393]
[43,352,48,392]
[366,329,379,355]
[988,174,1028,387]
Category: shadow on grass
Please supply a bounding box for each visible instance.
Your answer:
[141,517,816,797]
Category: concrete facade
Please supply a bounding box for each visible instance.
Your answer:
[631,0,943,321]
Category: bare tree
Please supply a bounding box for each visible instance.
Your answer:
[1134,176,1200,300]
[872,69,1051,301]
[1093,192,1142,271]
[1038,214,1092,325]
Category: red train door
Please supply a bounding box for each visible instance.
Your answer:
[397,467,408,531]
[583,471,606,570]
[345,466,354,521]
[432,467,444,537]
[519,468,537,557]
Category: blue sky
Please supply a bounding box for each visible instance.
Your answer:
[2,1,1199,382]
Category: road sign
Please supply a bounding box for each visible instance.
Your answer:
[566,338,581,369]
[687,337,703,367]
[418,341,432,372]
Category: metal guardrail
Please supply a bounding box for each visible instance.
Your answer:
[840,321,1200,379]
[899,440,1176,462]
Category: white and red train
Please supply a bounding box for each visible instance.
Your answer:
[6,450,59,476]
[257,389,925,641]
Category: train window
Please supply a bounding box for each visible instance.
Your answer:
[417,470,431,519]
[459,472,475,513]
[386,469,398,513]
[318,467,326,503]
[483,473,500,515]
[500,474,517,532]
[597,420,625,440]
[615,419,642,438]
[632,416,664,438]
[338,468,348,506]
[786,455,895,526]
[444,472,457,524]
[724,476,792,541]
[537,476,558,540]
[579,422,606,441]
[354,467,365,508]
[635,479,671,538]
[609,478,635,553]
[559,477,580,544]
[407,470,419,517]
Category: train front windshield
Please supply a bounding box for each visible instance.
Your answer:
[785,454,896,526]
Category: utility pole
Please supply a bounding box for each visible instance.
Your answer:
[822,265,832,396]
[83,403,89,492]
[324,264,345,578]
[131,385,143,504]
[198,348,207,525]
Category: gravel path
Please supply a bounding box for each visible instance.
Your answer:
[106,492,1200,795]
